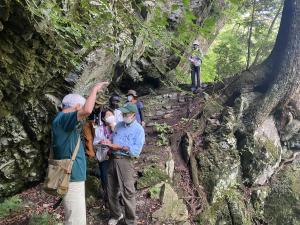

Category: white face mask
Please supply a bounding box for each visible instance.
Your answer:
[105,115,115,125]
[123,114,135,124]
[127,95,133,102]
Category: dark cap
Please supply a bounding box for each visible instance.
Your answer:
[109,95,120,103]
[126,90,138,97]
[119,103,137,113]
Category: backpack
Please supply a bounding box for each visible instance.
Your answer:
[43,136,80,197]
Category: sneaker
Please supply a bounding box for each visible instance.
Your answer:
[108,214,124,225]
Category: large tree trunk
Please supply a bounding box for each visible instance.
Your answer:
[242,0,300,131]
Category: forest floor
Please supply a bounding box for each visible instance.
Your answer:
[0,86,206,225]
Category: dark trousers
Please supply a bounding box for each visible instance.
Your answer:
[107,158,136,225]
[99,160,109,202]
[99,160,109,188]
[191,65,201,88]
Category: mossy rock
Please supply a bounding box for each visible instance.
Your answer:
[264,162,300,225]
[240,116,282,185]
[149,183,163,199]
[198,189,252,225]
[137,165,169,189]
[197,108,240,202]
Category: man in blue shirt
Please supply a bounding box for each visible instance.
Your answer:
[102,103,145,225]
[52,81,108,225]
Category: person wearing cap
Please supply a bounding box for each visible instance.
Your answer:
[101,103,145,225]
[51,81,108,225]
[109,94,123,124]
[188,40,204,91]
[126,90,145,126]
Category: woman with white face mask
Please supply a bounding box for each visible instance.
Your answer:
[93,109,115,207]
[126,89,145,126]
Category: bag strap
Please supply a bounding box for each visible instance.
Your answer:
[49,130,54,159]
[71,136,81,161]
[66,136,81,174]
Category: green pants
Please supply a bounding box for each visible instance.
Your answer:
[107,158,136,225]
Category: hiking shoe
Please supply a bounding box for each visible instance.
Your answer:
[108,214,123,225]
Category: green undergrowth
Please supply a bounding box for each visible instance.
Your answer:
[153,122,173,146]
[137,165,169,189]
[0,196,23,219]
[28,213,61,225]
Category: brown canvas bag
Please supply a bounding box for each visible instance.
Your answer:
[43,137,80,197]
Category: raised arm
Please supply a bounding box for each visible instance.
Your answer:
[77,82,109,121]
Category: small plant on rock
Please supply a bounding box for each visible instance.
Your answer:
[153,122,172,146]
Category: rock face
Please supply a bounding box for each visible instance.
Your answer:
[0,0,72,197]
[264,162,300,225]
[0,0,223,197]
[194,92,300,224]
[198,107,240,202]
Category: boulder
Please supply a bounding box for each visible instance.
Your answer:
[165,150,175,180]
[180,132,193,164]
[252,117,282,185]
[152,183,189,223]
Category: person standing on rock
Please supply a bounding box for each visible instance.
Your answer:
[101,103,145,225]
[126,90,145,126]
[189,40,204,91]
[51,81,108,225]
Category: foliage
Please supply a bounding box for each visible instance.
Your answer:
[202,0,282,82]
[149,185,162,199]
[28,213,61,225]
[22,0,114,67]
[0,196,23,219]
[154,122,172,146]
[213,27,246,78]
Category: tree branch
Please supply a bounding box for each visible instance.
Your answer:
[246,0,256,69]
[252,1,283,66]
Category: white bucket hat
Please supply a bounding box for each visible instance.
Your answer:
[62,93,86,109]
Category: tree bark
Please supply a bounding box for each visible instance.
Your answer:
[243,0,300,131]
